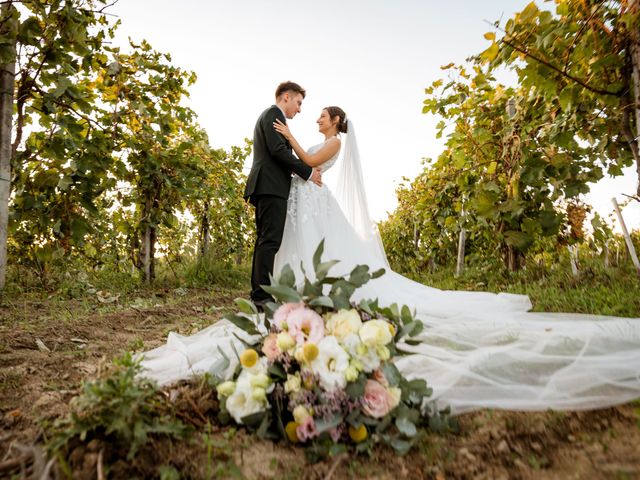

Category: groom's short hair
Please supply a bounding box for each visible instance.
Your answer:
[276,81,306,99]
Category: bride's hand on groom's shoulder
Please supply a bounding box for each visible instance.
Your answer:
[273,119,291,140]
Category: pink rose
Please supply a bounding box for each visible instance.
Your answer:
[372,368,389,387]
[273,302,304,331]
[362,380,395,418]
[261,333,280,361]
[287,307,325,345]
[296,415,318,442]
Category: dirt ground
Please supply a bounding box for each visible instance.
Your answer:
[1,287,639,479]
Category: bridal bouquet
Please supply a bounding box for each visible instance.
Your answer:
[213,241,437,459]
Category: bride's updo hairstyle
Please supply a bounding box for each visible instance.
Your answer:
[325,106,348,134]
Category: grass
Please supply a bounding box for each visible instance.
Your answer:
[398,256,639,318]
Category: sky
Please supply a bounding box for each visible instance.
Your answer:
[108,0,639,232]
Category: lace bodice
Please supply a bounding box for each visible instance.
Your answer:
[308,141,339,172]
[285,141,339,229]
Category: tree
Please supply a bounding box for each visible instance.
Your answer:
[486,0,639,194]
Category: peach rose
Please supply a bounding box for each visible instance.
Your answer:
[261,333,280,361]
[362,379,396,418]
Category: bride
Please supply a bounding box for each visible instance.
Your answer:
[141,107,640,414]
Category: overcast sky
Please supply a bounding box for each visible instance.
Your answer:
[109,0,639,231]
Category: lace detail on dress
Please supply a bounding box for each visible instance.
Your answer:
[286,143,339,229]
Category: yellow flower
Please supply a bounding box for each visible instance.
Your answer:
[302,342,319,362]
[344,365,359,382]
[216,381,236,397]
[251,387,266,402]
[285,421,299,443]
[388,322,396,337]
[276,332,296,351]
[292,405,311,424]
[240,348,259,368]
[348,424,368,443]
[376,345,391,361]
[284,373,301,394]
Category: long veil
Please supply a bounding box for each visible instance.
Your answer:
[334,120,389,268]
[330,120,640,414]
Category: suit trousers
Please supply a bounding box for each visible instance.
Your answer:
[250,194,288,303]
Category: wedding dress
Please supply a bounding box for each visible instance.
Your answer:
[141,121,640,415]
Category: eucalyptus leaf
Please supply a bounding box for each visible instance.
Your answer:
[262,284,302,303]
[395,417,417,437]
[224,314,259,336]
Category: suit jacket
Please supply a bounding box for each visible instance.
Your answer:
[244,105,312,202]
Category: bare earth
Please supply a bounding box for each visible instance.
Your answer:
[1,288,639,479]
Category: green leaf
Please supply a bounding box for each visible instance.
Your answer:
[315,415,343,434]
[262,284,302,303]
[277,264,296,288]
[380,362,402,387]
[267,362,287,380]
[503,230,534,250]
[235,298,258,315]
[312,239,325,271]
[224,314,259,336]
[371,268,385,279]
[316,260,340,280]
[390,438,412,455]
[309,296,334,308]
[395,417,417,437]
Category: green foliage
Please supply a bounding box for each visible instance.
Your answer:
[383,0,638,271]
[49,352,189,460]
[2,2,254,287]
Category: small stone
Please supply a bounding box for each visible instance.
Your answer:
[531,441,543,453]
[567,434,576,442]
[459,447,477,462]
[497,439,510,453]
[514,459,527,469]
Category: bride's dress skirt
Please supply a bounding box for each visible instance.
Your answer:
[141,172,640,414]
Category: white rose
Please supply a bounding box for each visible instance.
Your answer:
[310,336,350,391]
[359,320,393,347]
[326,309,363,342]
[225,374,267,423]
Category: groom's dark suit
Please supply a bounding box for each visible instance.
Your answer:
[244,105,312,303]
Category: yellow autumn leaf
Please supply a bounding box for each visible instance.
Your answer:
[481,42,500,63]
[484,32,496,41]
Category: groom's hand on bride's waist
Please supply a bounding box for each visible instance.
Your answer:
[309,168,322,186]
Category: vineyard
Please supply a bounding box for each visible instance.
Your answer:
[1,0,640,478]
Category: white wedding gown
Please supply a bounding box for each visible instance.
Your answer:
[141,129,640,415]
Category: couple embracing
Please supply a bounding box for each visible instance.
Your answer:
[244,81,357,309]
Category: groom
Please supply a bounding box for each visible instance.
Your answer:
[244,81,322,308]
